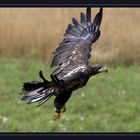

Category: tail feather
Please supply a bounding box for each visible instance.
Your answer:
[36,95,52,107]
[21,86,53,106]
[21,71,54,106]
[22,88,43,100]
[23,70,51,92]
[23,81,44,91]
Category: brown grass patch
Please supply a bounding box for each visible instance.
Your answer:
[0,8,140,65]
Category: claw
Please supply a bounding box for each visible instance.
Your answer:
[54,112,61,120]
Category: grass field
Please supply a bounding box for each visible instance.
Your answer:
[0,58,140,132]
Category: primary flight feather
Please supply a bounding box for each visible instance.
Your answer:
[21,7,108,120]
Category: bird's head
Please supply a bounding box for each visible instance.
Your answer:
[90,64,108,76]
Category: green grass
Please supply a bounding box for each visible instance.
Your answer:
[0,58,140,132]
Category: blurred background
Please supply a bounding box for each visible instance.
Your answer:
[0,8,140,132]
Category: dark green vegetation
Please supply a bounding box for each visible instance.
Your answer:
[0,58,140,132]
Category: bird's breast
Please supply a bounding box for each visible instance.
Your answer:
[56,65,90,91]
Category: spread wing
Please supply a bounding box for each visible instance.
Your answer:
[51,7,103,77]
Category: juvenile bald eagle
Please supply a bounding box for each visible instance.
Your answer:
[21,7,108,120]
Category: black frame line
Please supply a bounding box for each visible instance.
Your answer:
[0,0,140,140]
[0,0,140,7]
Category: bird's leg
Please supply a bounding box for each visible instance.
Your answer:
[54,107,61,120]
[54,105,66,120]
[54,92,72,120]
[60,105,66,113]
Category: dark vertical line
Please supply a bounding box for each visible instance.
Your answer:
[86,7,91,22]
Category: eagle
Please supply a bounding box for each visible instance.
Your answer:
[21,7,108,120]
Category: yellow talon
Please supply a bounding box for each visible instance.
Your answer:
[54,112,61,120]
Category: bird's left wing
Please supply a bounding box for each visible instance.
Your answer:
[51,7,103,76]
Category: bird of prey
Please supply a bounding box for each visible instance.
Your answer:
[21,7,108,120]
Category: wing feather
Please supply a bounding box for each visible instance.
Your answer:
[80,12,86,25]
[51,7,103,77]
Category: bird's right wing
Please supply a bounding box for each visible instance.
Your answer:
[51,7,103,78]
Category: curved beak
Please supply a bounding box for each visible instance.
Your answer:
[98,66,108,73]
